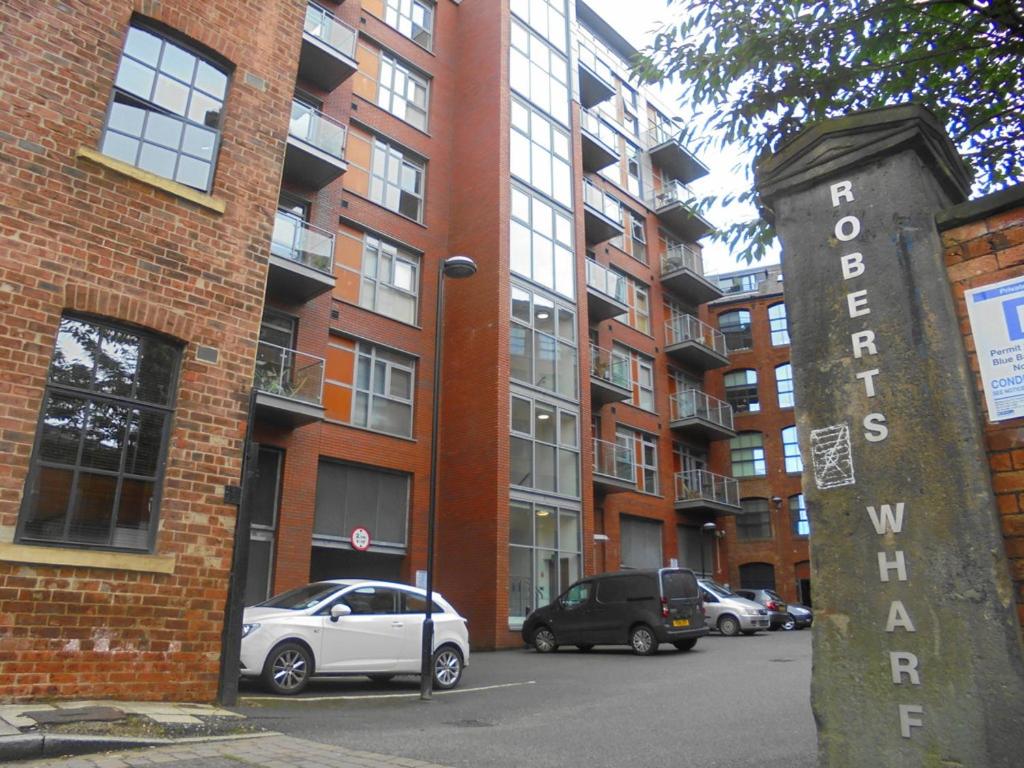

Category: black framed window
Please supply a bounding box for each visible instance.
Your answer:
[790,493,810,537]
[719,309,752,351]
[736,499,773,541]
[724,369,759,413]
[18,316,181,551]
[730,432,766,477]
[101,23,230,192]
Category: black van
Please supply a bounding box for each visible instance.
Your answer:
[521,568,708,655]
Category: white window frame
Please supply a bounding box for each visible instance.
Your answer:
[353,343,416,438]
[383,0,435,49]
[377,52,430,130]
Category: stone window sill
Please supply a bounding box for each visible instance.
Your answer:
[76,147,226,214]
[0,542,176,574]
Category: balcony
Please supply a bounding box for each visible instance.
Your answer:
[267,211,336,303]
[660,244,723,305]
[253,341,325,427]
[580,109,619,172]
[284,100,348,189]
[583,179,624,245]
[674,469,741,514]
[664,314,729,370]
[669,390,735,441]
[585,259,629,323]
[647,180,715,242]
[577,42,616,108]
[590,344,632,406]
[644,125,709,185]
[593,437,635,493]
[300,3,358,91]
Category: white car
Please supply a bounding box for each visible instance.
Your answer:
[241,579,470,694]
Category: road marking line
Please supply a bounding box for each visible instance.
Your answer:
[240,680,536,703]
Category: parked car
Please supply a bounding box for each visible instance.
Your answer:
[783,603,813,630]
[697,579,770,636]
[522,568,708,655]
[734,588,790,630]
[241,579,469,694]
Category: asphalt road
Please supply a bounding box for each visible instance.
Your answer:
[236,630,816,768]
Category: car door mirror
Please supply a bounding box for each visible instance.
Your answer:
[330,603,351,622]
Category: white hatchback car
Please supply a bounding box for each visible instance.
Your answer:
[241,579,470,694]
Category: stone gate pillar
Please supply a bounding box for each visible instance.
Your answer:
[755,104,1024,767]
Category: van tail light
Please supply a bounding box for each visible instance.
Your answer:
[661,596,669,618]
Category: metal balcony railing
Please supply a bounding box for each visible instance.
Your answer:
[675,469,740,508]
[577,41,615,88]
[304,2,358,60]
[665,314,728,357]
[289,100,347,161]
[661,243,704,277]
[583,179,623,225]
[590,343,631,390]
[254,341,325,406]
[593,437,635,484]
[581,109,619,152]
[644,123,682,150]
[670,389,734,431]
[647,179,698,210]
[585,260,628,305]
[271,211,335,275]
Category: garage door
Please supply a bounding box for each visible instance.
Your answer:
[620,515,663,569]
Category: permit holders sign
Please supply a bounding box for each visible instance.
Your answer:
[966,275,1024,421]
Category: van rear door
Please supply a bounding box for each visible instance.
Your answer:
[661,570,702,629]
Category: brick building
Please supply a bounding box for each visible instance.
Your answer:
[1,0,742,702]
[702,264,810,605]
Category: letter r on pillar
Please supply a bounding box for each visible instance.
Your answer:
[831,181,854,207]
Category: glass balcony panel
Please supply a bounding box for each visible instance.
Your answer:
[675,469,739,507]
[304,3,357,59]
[670,390,735,431]
[661,243,704,277]
[271,211,335,274]
[665,313,728,357]
[593,437,635,483]
[647,179,697,210]
[289,100,346,160]
[254,341,325,406]
[590,344,631,389]
[583,179,623,225]
[585,260,627,304]
[581,109,619,151]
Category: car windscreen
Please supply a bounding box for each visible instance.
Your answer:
[700,580,737,598]
[257,582,340,610]
[662,571,698,599]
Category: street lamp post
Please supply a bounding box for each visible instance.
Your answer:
[701,522,717,578]
[421,255,477,701]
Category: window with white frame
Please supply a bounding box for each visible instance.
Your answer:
[616,426,658,494]
[782,425,802,473]
[635,351,655,411]
[101,23,229,192]
[730,432,766,477]
[628,209,647,263]
[510,395,580,497]
[510,184,575,299]
[510,97,572,209]
[508,499,580,628]
[626,141,643,198]
[377,53,429,130]
[359,235,419,325]
[790,494,810,536]
[352,343,415,437]
[509,18,569,125]
[775,363,794,408]
[369,138,425,221]
[768,302,790,346]
[615,272,650,334]
[510,284,578,400]
[724,369,759,413]
[383,0,434,49]
[509,0,567,52]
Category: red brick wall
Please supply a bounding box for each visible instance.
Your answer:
[703,287,810,603]
[0,0,302,701]
[942,188,1024,627]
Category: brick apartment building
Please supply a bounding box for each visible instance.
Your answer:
[1,0,744,701]
[703,264,811,606]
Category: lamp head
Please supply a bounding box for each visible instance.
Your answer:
[701,522,718,533]
[442,255,477,279]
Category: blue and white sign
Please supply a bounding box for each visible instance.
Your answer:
[966,276,1024,422]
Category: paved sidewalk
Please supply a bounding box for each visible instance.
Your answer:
[0,702,244,731]
[13,733,455,768]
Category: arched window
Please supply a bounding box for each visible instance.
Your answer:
[730,432,766,477]
[781,425,802,473]
[768,302,789,346]
[790,494,810,537]
[775,363,794,408]
[724,369,759,413]
[739,561,776,589]
[718,309,752,351]
[737,500,773,540]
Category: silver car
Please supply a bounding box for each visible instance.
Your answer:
[698,579,770,636]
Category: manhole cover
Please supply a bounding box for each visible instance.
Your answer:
[444,719,494,728]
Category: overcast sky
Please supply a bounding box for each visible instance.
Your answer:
[583,0,780,276]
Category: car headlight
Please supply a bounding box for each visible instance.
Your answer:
[242,623,260,638]
[742,607,760,616]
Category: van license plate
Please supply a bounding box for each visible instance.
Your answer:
[672,619,690,628]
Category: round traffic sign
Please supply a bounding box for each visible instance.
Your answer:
[350,526,371,551]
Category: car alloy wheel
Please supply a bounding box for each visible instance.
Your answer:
[533,626,558,653]
[782,615,797,631]
[629,624,657,656]
[264,642,311,694]
[718,615,741,637]
[433,646,464,690]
